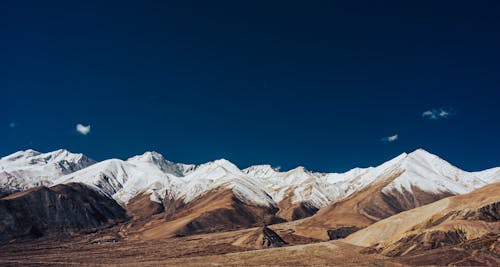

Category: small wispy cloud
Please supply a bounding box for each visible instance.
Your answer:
[381,134,398,142]
[76,124,91,135]
[422,107,454,120]
[9,122,16,128]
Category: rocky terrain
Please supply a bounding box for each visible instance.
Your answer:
[345,182,500,264]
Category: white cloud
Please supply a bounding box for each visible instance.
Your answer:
[76,124,91,135]
[422,108,454,120]
[381,134,398,142]
[439,110,449,118]
[422,110,435,119]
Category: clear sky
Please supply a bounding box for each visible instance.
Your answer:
[2,1,500,172]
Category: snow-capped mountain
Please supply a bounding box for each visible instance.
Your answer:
[380,149,499,195]
[241,149,499,212]
[243,165,334,208]
[0,149,95,195]
[2,148,499,218]
[54,154,180,205]
[172,159,276,208]
[127,151,196,177]
[55,155,277,208]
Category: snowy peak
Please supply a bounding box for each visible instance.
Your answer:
[408,148,432,157]
[243,165,280,178]
[128,151,166,164]
[170,159,277,208]
[0,149,95,170]
[403,149,455,170]
[285,166,313,176]
[212,159,241,171]
[127,151,195,177]
[0,149,96,194]
[379,149,497,195]
[1,149,42,161]
[194,159,242,176]
[56,158,174,205]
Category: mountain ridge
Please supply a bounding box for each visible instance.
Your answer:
[0,149,96,197]
[1,148,499,222]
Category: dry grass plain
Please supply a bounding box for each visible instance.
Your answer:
[0,226,400,267]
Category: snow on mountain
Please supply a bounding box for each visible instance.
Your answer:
[381,149,499,195]
[243,150,499,210]
[2,148,499,214]
[55,154,180,205]
[243,165,280,178]
[0,149,95,194]
[243,165,333,208]
[56,154,276,208]
[127,151,196,177]
[239,153,411,210]
[172,159,276,208]
[466,166,500,184]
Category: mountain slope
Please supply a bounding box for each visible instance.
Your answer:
[0,183,127,243]
[287,149,499,240]
[128,187,284,239]
[344,182,500,265]
[172,159,276,208]
[243,165,336,220]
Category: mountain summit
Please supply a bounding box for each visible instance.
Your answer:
[0,149,96,197]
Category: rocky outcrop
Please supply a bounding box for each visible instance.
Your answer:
[396,233,500,266]
[0,183,127,243]
[381,229,468,257]
[327,226,360,240]
[262,226,287,248]
[232,226,287,249]
[461,201,500,221]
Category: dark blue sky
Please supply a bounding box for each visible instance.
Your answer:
[2,1,500,172]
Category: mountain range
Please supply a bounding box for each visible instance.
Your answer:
[0,148,498,266]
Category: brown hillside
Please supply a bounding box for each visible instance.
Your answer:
[0,183,127,243]
[128,187,285,239]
